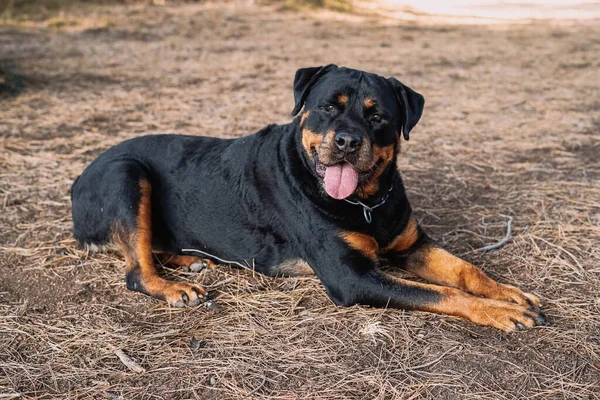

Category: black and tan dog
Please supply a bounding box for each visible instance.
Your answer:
[72,65,545,331]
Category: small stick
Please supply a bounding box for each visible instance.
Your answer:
[182,248,251,270]
[0,394,21,399]
[248,375,267,396]
[474,214,513,254]
[107,344,145,373]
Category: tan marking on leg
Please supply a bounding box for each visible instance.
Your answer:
[302,128,323,160]
[364,98,376,108]
[120,179,206,307]
[357,144,395,199]
[340,231,379,260]
[155,254,215,270]
[135,179,154,271]
[84,242,115,253]
[111,225,133,261]
[406,246,540,309]
[272,258,314,276]
[300,111,310,127]
[390,276,541,332]
[383,217,419,252]
[337,94,348,105]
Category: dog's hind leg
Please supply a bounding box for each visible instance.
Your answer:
[115,179,206,307]
[72,157,206,306]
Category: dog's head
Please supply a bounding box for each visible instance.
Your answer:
[292,65,424,200]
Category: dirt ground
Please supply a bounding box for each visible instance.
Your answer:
[1,1,599,399]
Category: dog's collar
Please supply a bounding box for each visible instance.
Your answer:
[344,184,393,224]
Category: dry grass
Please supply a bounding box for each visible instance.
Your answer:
[1,2,599,399]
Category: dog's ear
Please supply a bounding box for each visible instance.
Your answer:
[291,64,338,116]
[388,77,425,140]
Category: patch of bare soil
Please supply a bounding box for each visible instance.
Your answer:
[1,2,599,399]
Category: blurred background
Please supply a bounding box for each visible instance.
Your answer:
[1,1,598,399]
[2,0,600,20]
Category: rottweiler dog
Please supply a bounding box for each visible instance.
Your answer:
[72,65,546,331]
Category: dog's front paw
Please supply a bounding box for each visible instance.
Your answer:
[161,281,206,307]
[469,298,546,332]
[492,283,541,311]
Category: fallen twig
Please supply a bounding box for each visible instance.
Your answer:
[248,375,268,396]
[0,394,21,399]
[474,214,513,254]
[182,248,252,270]
[107,344,145,373]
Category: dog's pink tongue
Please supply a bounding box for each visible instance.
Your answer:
[324,163,358,200]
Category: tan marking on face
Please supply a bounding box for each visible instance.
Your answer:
[322,129,337,149]
[302,128,323,160]
[315,129,339,165]
[340,231,379,260]
[364,98,376,108]
[338,94,348,105]
[273,259,314,276]
[383,217,419,252]
[300,111,310,127]
[357,144,395,198]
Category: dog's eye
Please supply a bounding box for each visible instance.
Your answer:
[320,105,337,114]
[370,113,384,123]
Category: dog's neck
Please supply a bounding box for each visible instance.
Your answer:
[352,161,397,204]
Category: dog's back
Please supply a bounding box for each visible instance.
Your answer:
[72,134,232,250]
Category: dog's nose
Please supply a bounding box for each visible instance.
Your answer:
[334,132,362,153]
